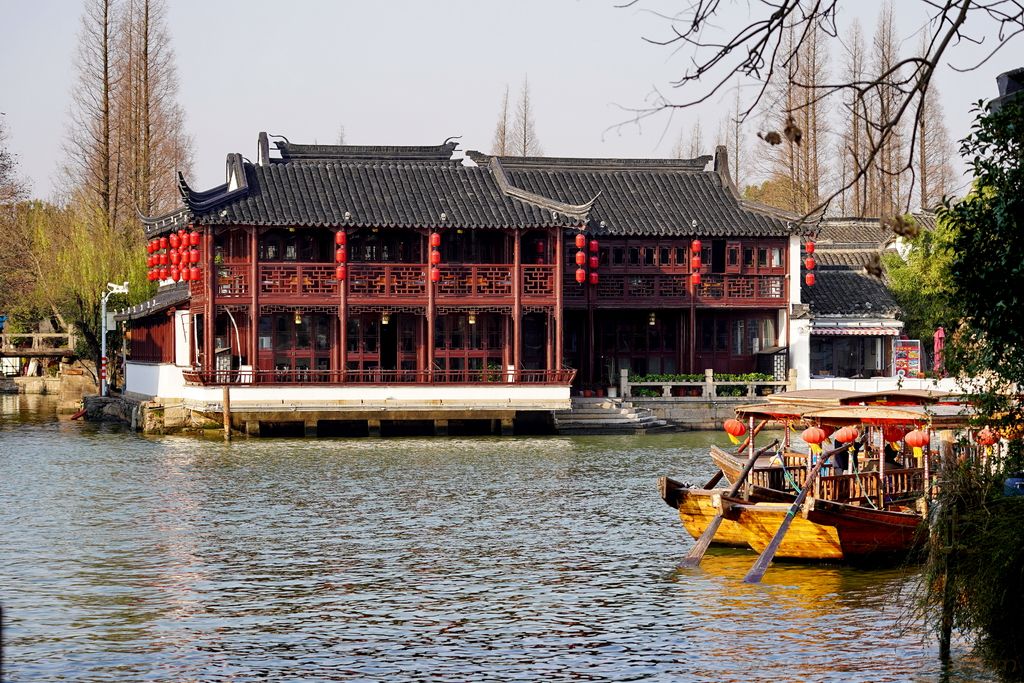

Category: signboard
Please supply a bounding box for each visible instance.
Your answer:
[893,339,922,378]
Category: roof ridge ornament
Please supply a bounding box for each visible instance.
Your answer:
[488,157,596,223]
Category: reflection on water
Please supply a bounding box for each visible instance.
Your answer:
[0,395,992,682]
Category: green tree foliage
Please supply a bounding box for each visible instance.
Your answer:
[941,98,1024,422]
[882,215,958,343]
[922,96,1024,677]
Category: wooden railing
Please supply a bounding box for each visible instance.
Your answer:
[563,272,786,304]
[205,262,558,302]
[182,367,577,386]
[0,331,78,357]
[817,468,925,503]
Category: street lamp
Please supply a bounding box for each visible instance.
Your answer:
[100,281,129,396]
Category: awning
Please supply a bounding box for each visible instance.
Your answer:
[811,327,900,336]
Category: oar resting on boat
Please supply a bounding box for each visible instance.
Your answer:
[677,438,781,569]
[742,437,865,584]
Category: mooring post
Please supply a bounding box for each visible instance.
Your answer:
[222,385,231,441]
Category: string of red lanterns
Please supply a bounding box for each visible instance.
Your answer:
[690,239,702,286]
[147,228,202,282]
[804,239,816,287]
[335,230,347,282]
[430,232,442,283]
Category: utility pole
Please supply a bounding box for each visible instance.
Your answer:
[100,281,129,396]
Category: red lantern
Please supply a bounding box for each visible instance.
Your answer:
[535,240,545,254]
[335,247,347,263]
[169,233,180,249]
[690,255,701,271]
[430,249,442,265]
[575,233,586,249]
[575,267,586,284]
[976,427,999,446]
[882,425,908,443]
[172,267,182,282]
[189,249,200,264]
[180,267,191,282]
[905,430,930,449]
[157,267,167,280]
[691,272,701,286]
[575,251,586,266]
[589,272,599,285]
[146,256,154,268]
[179,243,188,254]
[159,237,168,250]
[691,239,702,254]
[588,255,599,270]
[335,265,347,281]
[335,231,347,246]
[589,239,599,253]
[801,426,827,446]
[724,418,747,438]
[834,426,859,444]
[190,266,200,281]
[430,267,441,283]
[805,273,815,286]
[189,231,200,247]
[146,241,154,254]
[170,250,180,265]
[804,257,816,271]
[159,253,168,265]
[147,270,154,281]
[430,233,441,248]
[805,241,815,254]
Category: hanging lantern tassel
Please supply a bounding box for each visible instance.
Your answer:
[802,426,827,455]
[723,418,747,445]
[905,429,930,464]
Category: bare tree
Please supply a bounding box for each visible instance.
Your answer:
[687,119,704,157]
[509,77,543,157]
[0,118,26,204]
[336,125,346,145]
[836,19,869,216]
[65,0,117,229]
[490,85,510,155]
[866,2,909,218]
[616,0,1024,217]
[914,34,957,210]
[718,84,748,189]
[116,0,192,225]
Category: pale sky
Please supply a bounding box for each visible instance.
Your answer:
[1,1,1019,202]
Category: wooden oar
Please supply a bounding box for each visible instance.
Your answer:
[678,438,781,569]
[742,438,864,584]
[701,419,769,491]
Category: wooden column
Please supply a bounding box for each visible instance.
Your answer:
[512,229,522,372]
[554,227,564,372]
[203,227,215,370]
[426,231,435,379]
[249,228,259,369]
[338,228,348,379]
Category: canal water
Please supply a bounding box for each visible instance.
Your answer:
[0,395,994,682]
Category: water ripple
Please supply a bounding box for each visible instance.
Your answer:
[0,396,993,681]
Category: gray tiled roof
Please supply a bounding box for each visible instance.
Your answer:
[804,270,900,317]
[467,151,795,238]
[816,217,891,248]
[114,283,190,321]
[179,156,579,231]
[813,249,877,269]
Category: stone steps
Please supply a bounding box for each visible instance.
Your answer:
[554,397,669,435]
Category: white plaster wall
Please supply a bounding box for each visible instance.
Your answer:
[125,362,187,398]
[788,234,803,306]
[808,375,964,393]
[178,384,569,405]
[789,318,812,389]
[173,311,191,366]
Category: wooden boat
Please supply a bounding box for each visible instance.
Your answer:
[663,393,977,567]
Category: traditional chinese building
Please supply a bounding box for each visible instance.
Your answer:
[120,134,807,435]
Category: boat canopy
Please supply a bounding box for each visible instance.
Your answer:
[802,403,975,429]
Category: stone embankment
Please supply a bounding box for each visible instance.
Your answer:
[5,364,98,414]
[82,395,221,434]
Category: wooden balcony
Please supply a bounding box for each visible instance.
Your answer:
[183,367,577,386]
[203,261,560,306]
[563,271,787,307]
